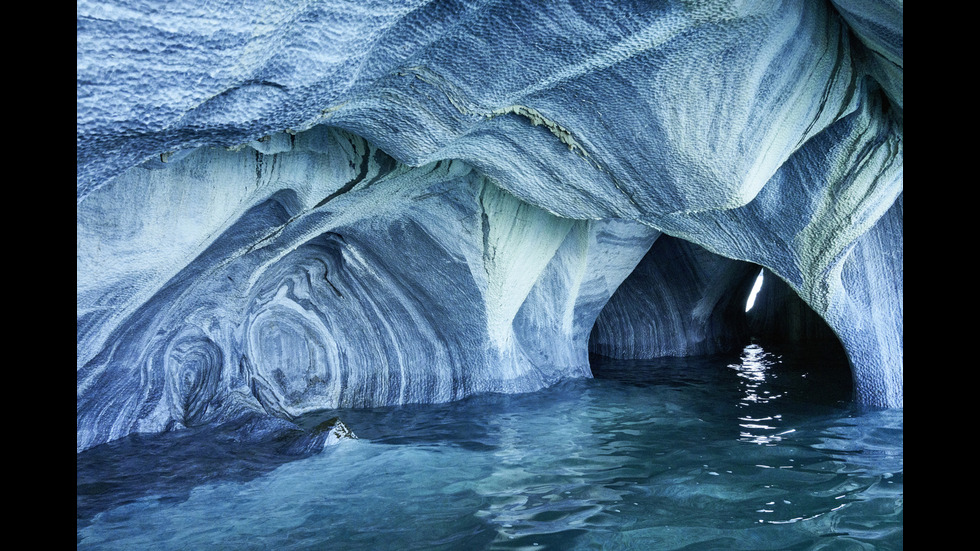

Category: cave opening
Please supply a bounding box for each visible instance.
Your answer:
[744,268,764,312]
[588,234,853,406]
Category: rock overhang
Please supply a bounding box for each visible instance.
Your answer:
[77,0,903,451]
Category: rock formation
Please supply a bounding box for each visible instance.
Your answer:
[77,0,903,452]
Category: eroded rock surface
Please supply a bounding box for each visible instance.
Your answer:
[77,0,903,451]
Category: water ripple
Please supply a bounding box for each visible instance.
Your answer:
[79,346,901,550]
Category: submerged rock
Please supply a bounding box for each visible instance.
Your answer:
[312,417,357,446]
[77,0,903,451]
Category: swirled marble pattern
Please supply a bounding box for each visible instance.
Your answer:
[78,0,902,450]
[77,129,657,451]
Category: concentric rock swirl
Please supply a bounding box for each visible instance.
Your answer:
[77,0,903,451]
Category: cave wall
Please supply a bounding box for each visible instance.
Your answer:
[829,192,903,408]
[651,82,901,406]
[77,0,903,450]
[77,127,658,451]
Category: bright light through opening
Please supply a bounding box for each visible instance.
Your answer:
[745,269,765,312]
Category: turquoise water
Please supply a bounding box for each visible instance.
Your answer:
[77,344,902,550]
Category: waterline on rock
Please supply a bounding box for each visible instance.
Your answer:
[78,344,900,550]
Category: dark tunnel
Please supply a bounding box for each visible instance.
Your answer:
[588,234,853,401]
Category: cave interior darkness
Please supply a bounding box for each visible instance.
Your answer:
[586,233,853,399]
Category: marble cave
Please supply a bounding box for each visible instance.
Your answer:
[77,0,902,456]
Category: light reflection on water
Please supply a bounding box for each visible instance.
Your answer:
[77,343,901,550]
[730,343,791,445]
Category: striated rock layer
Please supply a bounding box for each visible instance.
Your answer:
[77,0,903,451]
[77,129,659,451]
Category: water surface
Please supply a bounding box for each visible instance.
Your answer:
[77,343,902,549]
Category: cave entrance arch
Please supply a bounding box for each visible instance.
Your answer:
[587,234,853,403]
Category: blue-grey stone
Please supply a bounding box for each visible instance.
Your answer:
[77,0,903,451]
